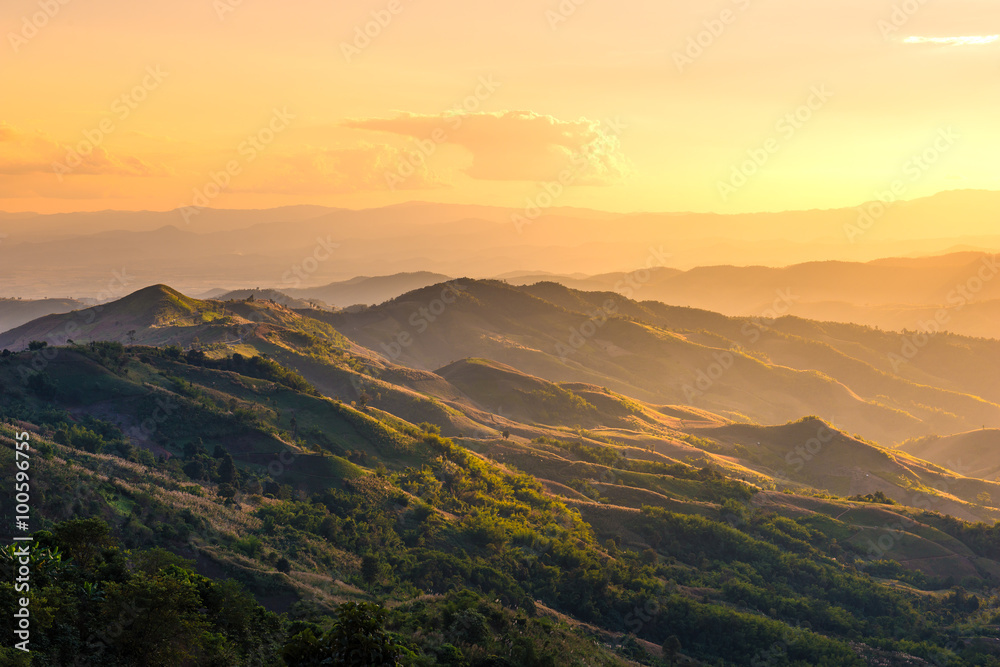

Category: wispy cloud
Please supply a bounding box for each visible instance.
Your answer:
[903,35,999,46]
[0,121,164,178]
[345,111,631,185]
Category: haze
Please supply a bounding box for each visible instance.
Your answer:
[3,0,1000,221]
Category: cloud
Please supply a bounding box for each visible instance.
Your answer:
[344,110,630,185]
[903,35,999,46]
[0,121,164,178]
[229,143,445,194]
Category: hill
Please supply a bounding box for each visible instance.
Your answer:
[507,252,1000,339]
[900,429,1000,480]
[320,279,1000,445]
[0,297,85,334]
[215,288,322,310]
[8,341,1000,664]
[285,272,453,308]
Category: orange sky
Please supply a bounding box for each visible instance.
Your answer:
[2,0,999,217]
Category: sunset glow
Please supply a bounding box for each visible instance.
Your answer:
[3,0,999,218]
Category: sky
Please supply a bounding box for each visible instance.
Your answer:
[1,0,999,216]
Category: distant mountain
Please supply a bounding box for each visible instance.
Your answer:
[284,272,452,307]
[215,288,321,310]
[505,252,1000,338]
[318,279,1000,445]
[899,428,1000,481]
[0,297,85,334]
[4,190,1000,300]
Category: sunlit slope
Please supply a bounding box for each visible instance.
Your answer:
[510,250,1000,338]
[0,284,353,353]
[324,280,1000,444]
[900,429,1000,481]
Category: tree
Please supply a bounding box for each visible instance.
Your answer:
[328,602,400,666]
[276,557,292,574]
[183,439,205,460]
[26,372,58,400]
[361,554,380,586]
[51,518,114,570]
[217,453,238,485]
[662,635,681,665]
[100,571,208,665]
[183,459,206,481]
[28,340,47,350]
[502,429,511,440]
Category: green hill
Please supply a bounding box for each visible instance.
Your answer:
[9,285,1000,664]
[320,279,1000,445]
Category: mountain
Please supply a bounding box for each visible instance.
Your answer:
[4,191,1000,303]
[284,272,453,308]
[900,429,1000,480]
[215,288,322,310]
[0,284,349,352]
[8,281,1000,448]
[9,282,1000,664]
[0,297,86,334]
[506,252,1000,339]
[316,279,1000,445]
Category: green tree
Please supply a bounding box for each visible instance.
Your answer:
[328,602,400,666]
[361,554,381,586]
[662,635,681,665]
[217,453,238,485]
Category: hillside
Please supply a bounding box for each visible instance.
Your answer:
[0,284,352,353]
[285,272,453,308]
[320,279,1000,445]
[0,297,85,334]
[8,340,1000,664]
[900,429,1000,481]
[508,252,1000,339]
[215,288,323,310]
[6,273,1000,663]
